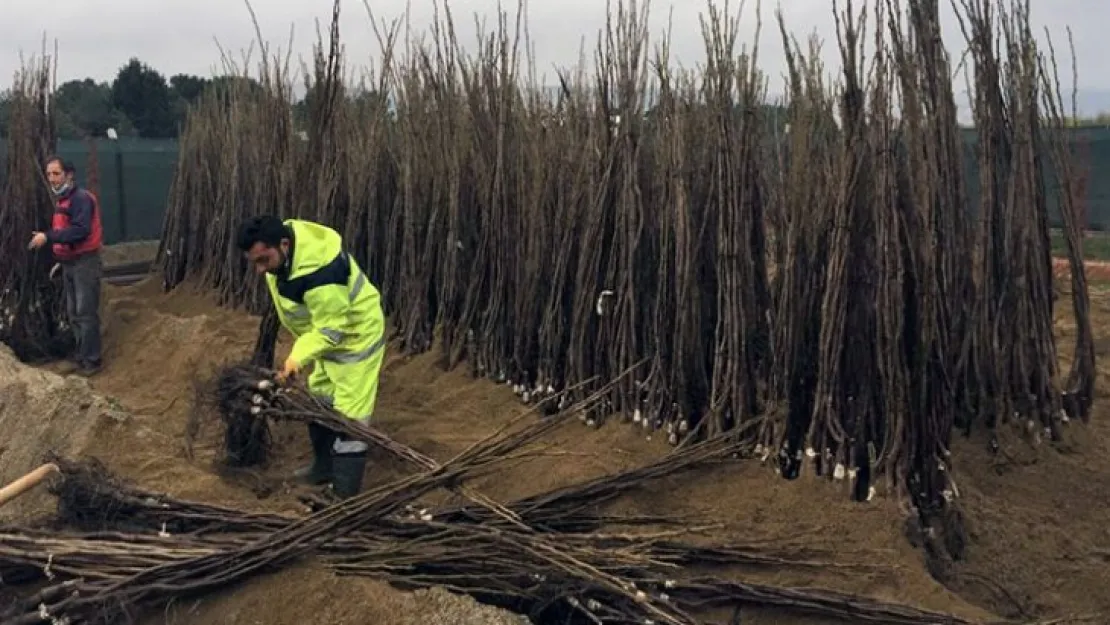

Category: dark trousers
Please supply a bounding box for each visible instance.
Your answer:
[62,252,103,365]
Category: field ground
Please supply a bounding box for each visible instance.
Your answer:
[1052,229,1110,261]
[6,245,1110,624]
[98,239,160,267]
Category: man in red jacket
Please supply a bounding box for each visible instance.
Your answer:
[27,157,104,376]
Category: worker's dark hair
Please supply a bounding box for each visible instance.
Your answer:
[44,155,76,174]
[236,215,289,251]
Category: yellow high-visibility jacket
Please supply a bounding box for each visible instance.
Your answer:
[265,219,385,369]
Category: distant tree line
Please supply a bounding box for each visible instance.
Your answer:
[0,57,791,142]
[2,57,1106,140]
[0,58,285,139]
[1065,113,1110,128]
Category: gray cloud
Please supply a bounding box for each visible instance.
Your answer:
[2,1,1105,112]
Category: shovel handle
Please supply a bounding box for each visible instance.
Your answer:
[0,463,60,508]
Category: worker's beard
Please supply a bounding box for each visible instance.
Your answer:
[269,250,289,276]
[51,181,71,197]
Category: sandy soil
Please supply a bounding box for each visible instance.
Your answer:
[8,266,1110,624]
[0,346,128,523]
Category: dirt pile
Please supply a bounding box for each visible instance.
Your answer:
[163,578,529,625]
[0,344,128,522]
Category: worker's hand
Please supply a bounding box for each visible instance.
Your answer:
[49,263,61,280]
[276,357,301,384]
[27,232,47,250]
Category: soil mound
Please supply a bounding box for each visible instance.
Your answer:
[0,344,128,522]
[159,576,529,625]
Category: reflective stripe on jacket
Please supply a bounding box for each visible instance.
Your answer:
[265,219,385,367]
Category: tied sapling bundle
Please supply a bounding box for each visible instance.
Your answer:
[0,53,68,363]
[5,398,571,625]
[0,450,1010,625]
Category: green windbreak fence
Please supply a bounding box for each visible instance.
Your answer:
[960,127,1110,230]
[0,137,177,244]
[1,128,1109,244]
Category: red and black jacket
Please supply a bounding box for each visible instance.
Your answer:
[49,185,104,261]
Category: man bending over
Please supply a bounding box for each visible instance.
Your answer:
[236,215,386,498]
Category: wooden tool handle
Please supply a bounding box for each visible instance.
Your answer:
[0,463,60,508]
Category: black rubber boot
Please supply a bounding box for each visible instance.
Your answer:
[293,423,336,485]
[331,451,368,499]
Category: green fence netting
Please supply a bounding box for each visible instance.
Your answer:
[0,137,176,244]
[1,129,1109,244]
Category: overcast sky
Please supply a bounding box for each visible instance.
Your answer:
[2,0,1106,113]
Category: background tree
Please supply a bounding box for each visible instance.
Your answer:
[168,73,211,129]
[111,59,176,138]
[0,90,10,137]
[169,74,210,104]
[207,75,264,98]
[53,79,125,139]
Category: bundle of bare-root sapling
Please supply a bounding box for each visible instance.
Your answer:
[958,0,1065,442]
[4,455,989,625]
[5,406,568,625]
[1038,30,1096,423]
[0,55,68,362]
[762,11,838,481]
[701,5,773,439]
[157,14,304,313]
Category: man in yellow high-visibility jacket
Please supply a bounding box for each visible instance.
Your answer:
[236,215,386,499]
